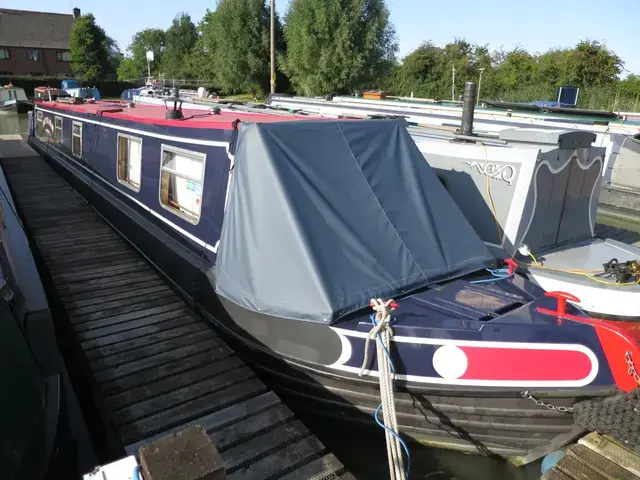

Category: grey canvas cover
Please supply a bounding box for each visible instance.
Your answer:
[215,119,495,323]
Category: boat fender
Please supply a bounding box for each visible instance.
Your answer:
[541,449,567,474]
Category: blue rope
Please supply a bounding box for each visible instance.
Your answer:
[370,314,396,373]
[470,267,513,284]
[368,313,410,478]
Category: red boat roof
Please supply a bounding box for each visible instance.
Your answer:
[35,100,313,129]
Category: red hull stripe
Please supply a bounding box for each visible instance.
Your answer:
[459,346,593,381]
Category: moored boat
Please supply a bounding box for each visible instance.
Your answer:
[267,94,640,223]
[27,97,640,465]
[0,84,32,114]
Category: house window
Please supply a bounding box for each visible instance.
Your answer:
[72,121,82,157]
[54,117,63,144]
[56,51,71,62]
[0,49,9,60]
[159,146,205,224]
[117,134,142,192]
[28,50,40,61]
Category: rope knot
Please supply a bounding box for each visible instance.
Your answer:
[370,298,397,321]
[358,298,408,479]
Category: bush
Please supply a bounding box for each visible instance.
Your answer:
[0,76,137,98]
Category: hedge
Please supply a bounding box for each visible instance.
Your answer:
[0,76,137,98]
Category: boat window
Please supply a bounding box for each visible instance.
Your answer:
[72,121,82,157]
[35,111,43,138]
[117,134,142,192]
[159,145,205,224]
[54,117,63,144]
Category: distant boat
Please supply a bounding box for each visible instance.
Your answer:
[61,79,101,100]
[0,84,32,114]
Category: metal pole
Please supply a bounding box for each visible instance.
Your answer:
[460,82,477,136]
[270,0,276,94]
[451,65,456,101]
[477,68,485,105]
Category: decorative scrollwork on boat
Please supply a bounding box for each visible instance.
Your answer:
[464,161,517,185]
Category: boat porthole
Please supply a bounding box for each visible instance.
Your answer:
[437,173,450,191]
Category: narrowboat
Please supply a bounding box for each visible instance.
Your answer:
[0,84,31,114]
[28,97,640,465]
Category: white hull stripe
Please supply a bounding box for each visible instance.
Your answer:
[328,326,599,387]
[36,106,229,147]
[41,140,221,253]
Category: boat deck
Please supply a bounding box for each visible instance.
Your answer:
[0,148,353,480]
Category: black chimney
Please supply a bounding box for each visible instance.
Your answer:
[460,82,477,137]
[73,7,81,19]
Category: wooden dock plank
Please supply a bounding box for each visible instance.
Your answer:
[226,434,326,480]
[1,150,350,478]
[579,433,640,477]
[557,453,608,480]
[104,356,245,411]
[278,454,347,480]
[567,445,639,480]
[542,469,574,480]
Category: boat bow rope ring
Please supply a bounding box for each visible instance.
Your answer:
[359,298,409,480]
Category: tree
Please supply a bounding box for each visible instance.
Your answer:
[282,0,397,96]
[162,13,198,78]
[122,28,166,80]
[68,13,112,81]
[565,40,623,87]
[106,37,123,77]
[117,58,139,81]
[199,0,284,95]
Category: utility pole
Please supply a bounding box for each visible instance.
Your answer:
[270,0,276,94]
[451,65,456,101]
[477,68,485,105]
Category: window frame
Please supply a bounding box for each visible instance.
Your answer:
[158,144,206,225]
[28,49,40,62]
[54,116,63,144]
[0,48,9,60]
[116,133,143,193]
[71,121,82,157]
[56,51,71,62]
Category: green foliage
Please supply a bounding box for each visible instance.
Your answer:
[282,0,397,96]
[387,38,635,110]
[68,13,114,82]
[117,58,139,81]
[197,0,283,95]
[120,28,166,80]
[162,13,198,78]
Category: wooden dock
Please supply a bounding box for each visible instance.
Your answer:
[542,432,640,480]
[0,142,353,480]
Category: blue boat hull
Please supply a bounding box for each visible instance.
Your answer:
[27,104,632,464]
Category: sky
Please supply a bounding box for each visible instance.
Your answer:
[4,0,639,75]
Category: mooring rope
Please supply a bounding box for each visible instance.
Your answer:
[359,298,408,480]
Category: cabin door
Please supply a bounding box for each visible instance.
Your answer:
[526,154,601,250]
